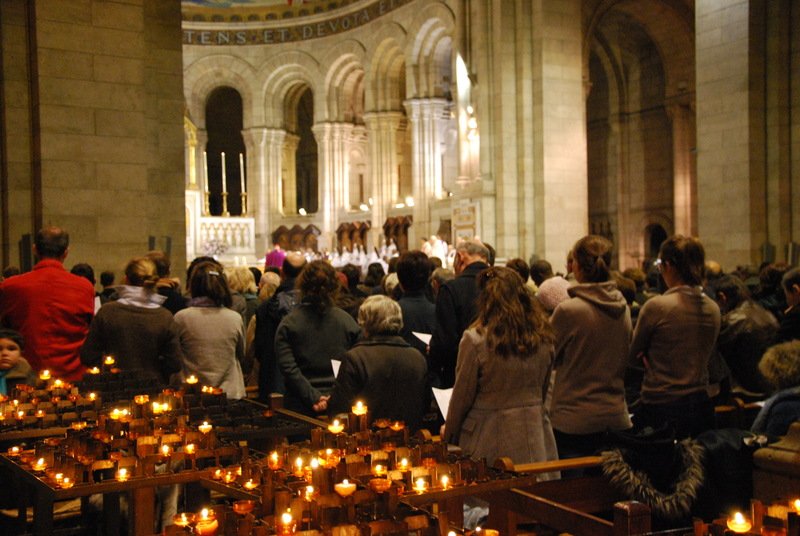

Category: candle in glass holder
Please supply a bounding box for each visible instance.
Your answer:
[60,477,74,489]
[172,512,195,527]
[327,419,344,434]
[134,394,149,405]
[39,370,51,381]
[7,446,20,457]
[440,475,450,490]
[223,471,236,484]
[389,421,405,432]
[15,410,25,421]
[334,479,356,497]
[268,450,282,470]
[212,468,223,480]
[185,443,196,455]
[104,355,115,367]
[726,512,752,533]
[71,421,87,431]
[88,392,97,402]
[243,478,258,491]
[293,456,304,477]
[793,499,800,514]
[233,500,255,516]
[413,478,428,494]
[53,473,64,485]
[116,468,129,482]
[160,444,171,457]
[109,408,123,421]
[87,367,100,375]
[372,463,387,477]
[303,485,317,502]
[32,458,47,472]
[35,409,45,419]
[198,421,212,434]
[351,401,367,416]
[186,374,199,385]
[278,510,295,536]
[195,508,218,536]
[369,478,392,493]
[398,458,410,471]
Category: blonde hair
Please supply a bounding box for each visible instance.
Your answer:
[124,257,159,289]
[226,266,257,294]
[759,341,800,391]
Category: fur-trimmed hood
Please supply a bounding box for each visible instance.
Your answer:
[601,439,705,521]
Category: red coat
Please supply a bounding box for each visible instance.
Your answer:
[0,259,94,381]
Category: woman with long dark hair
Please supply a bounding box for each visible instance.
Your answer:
[443,267,558,474]
[275,260,361,416]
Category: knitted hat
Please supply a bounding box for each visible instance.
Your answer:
[0,328,24,350]
[536,276,572,312]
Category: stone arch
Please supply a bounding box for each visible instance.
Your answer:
[320,40,367,123]
[364,22,407,112]
[405,1,455,98]
[184,54,257,129]
[257,51,321,127]
[638,213,673,264]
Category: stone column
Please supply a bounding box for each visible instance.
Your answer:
[696,0,765,267]
[405,98,449,245]
[281,134,299,214]
[666,102,697,237]
[364,112,404,248]
[313,122,353,245]
[242,127,285,244]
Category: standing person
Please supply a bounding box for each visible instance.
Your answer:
[327,295,428,430]
[444,267,558,476]
[80,257,183,384]
[629,235,721,438]
[275,261,361,416]
[775,268,800,343]
[254,252,306,400]
[429,239,490,388]
[0,226,94,381]
[265,243,287,270]
[550,236,632,459]
[145,250,187,315]
[396,251,435,357]
[175,261,246,399]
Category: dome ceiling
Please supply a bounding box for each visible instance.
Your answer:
[182,0,363,23]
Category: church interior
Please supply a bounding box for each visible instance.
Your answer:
[0,1,799,535]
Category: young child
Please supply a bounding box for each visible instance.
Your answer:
[0,328,37,394]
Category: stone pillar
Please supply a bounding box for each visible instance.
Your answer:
[364,112,404,248]
[696,0,765,267]
[242,127,285,245]
[281,134,299,214]
[667,102,697,237]
[313,122,353,246]
[405,98,449,245]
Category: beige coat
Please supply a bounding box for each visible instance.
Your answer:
[444,328,559,478]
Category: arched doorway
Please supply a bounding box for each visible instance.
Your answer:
[205,86,246,216]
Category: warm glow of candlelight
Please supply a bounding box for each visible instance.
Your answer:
[35,409,45,418]
[60,477,74,489]
[52,379,64,388]
[198,421,212,434]
[794,499,800,514]
[334,479,357,497]
[352,401,368,416]
[88,367,100,375]
[32,458,47,471]
[116,468,129,482]
[71,421,87,431]
[372,464,386,477]
[15,410,24,420]
[54,473,64,484]
[212,468,223,480]
[7,446,20,457]
[389,421,405,432]
[440,475,450,489]
[88,392,97,401]
[110,408,122,420]
[268,450,281,470]
[327,419,344,434]
[185,443,196,455]
[294,456,304,475]
[39,370,51,380]
[200,508,214,521]
[223,471,236,484]
[398,458,409,471]
[310,457,319,469]
[134,394,149,405]
[160,444,171,457]
[304,485,316,501]
[104,355,115,366]
[243,478,258,490]
[186,375,199,385]
[173,513,194,527]
[727,512,752,533]
[413,478,428,493]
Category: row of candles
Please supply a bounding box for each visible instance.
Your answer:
[723,499,800,534]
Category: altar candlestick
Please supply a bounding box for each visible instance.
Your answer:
[221,152,227,194]
[239,153,245,192]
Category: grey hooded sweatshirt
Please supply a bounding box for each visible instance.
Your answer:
[549,281,632,435]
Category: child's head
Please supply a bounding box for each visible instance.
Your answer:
[0,329,24,371]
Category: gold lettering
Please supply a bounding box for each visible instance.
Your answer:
[184,30,194,44]
[263,30,274,44]
[302,25,314,39]
[317,23,326,37]
[200,31,211,45]
[217,32,230,45]
[278,28,290,42]
[236,31,247,44]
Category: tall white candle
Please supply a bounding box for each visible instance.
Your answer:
[203,151,208,193]
[221,152,227,194]
[239,153,245,193]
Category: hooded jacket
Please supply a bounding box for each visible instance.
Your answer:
[550,281,632,434]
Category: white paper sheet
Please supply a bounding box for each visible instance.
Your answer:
[432,387,453,420]
[412,331,432,345]
[331,359,341,378]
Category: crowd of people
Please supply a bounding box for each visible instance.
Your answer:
[2,225,800,474]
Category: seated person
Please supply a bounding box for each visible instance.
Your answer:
[0,328,37,394]
[752,341,800,437]
[328,295,428,430]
